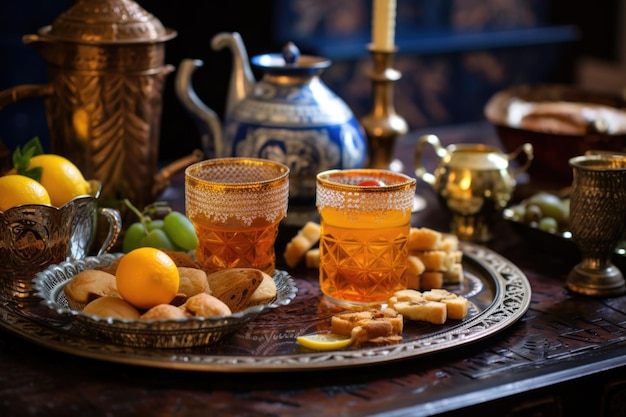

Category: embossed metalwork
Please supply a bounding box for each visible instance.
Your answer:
[3,243,530,372]
[0,182,121,301]
[415,134,533,242]
[360,46,408,171]
[567,154,626,296]
[32,254,297,349]
[175,32,367,205]
[0,0,201,210]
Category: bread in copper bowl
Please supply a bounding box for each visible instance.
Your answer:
[484,84,626,188]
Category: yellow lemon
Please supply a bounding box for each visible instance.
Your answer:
[115,247,180,310]
[296,333,353,351]
[0,174,51,211]
[13,154,90,207]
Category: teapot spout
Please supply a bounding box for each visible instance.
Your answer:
[211,32,255,117]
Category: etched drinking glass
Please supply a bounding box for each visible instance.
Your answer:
[185,158,289,275]
[316,169,416,305]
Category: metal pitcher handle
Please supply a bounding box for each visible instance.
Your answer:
[95,207,122,256]
[507,143,534,178]
[0,84,53,112]
[414,134,446,186]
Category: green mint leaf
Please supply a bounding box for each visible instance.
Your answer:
[11,136,44,178]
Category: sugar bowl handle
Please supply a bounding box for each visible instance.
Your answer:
[414,134,447,185]
[507,143,534,177]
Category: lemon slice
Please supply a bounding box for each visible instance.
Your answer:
[296,333,353,351]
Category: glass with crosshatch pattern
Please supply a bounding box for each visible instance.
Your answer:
[316,169,416,305]
[185,158,289,275]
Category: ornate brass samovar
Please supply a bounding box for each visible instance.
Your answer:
[0,0,199,209]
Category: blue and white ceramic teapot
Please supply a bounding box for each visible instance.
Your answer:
[175,32,367,204]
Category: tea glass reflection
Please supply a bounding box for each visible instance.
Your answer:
[0,181,121,302]
[185,158,289,275]
[316,169,416,305]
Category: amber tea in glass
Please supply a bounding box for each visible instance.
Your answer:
[316,169,416,305]
[185,158,289,275]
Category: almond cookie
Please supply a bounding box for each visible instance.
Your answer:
[205,268,263,312]
[182,293,232,317]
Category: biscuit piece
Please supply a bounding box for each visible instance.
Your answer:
[405,255,427,290]
[439,234,459,252]
[283,221,321,268]
[411,251,448,271]
[408,227,442,251]
[419,271,444,290]
[305,248,321,269]
[247,271,277,305]
[64,269,120,309]
[177,267,210,297]
[182,293,232,317]
[392,300,447,324]
[443,263,464,284]
[388,289,425,305]
[82,296,140,320]
[140,304,188,320]
[404,271,420,291]
[204,268,263,312]
[423,289,469,320]
[331,308,403,339]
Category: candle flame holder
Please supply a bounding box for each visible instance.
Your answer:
[360,45,408,171]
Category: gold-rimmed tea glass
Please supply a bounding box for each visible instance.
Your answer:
[316,169,416,305]
[185,158,289,275]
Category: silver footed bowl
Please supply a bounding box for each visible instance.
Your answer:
[32,253,297,349]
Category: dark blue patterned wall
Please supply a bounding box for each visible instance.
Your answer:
[273,0,578,130]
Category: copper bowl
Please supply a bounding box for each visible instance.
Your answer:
[484,84,626,189]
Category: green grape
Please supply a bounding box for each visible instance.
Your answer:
[146,219,164,231]
[538,217,558,233]
[509,204,526,221]
[523,204,543,224]
[162,211,199,251]
[140,228,175,251]
[122,222,147,253]
[526,192,568,223]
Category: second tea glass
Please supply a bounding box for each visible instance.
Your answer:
[316,169,416,305]
[185,158,289,275]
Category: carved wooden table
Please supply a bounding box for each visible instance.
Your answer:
[1,124,625,416]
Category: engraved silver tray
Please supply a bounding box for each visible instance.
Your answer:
[0,243,531,372]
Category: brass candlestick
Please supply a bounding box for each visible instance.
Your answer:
[360,45,408,170]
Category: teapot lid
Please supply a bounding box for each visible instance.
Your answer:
[40,0,176,44]
[251,42,330,76]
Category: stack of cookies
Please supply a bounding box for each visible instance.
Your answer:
[405,227,464,290]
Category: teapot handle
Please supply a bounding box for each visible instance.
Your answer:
[175,59,223,159]
[507,143,534,178]
[414,134,447,186]
[0,84,53,112]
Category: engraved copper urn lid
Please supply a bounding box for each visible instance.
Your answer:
[42,0,176,44]
[26,0,177,72]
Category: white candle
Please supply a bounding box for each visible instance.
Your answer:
[372,0,396,51]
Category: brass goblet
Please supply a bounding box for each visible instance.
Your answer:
[567,154,626,297]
